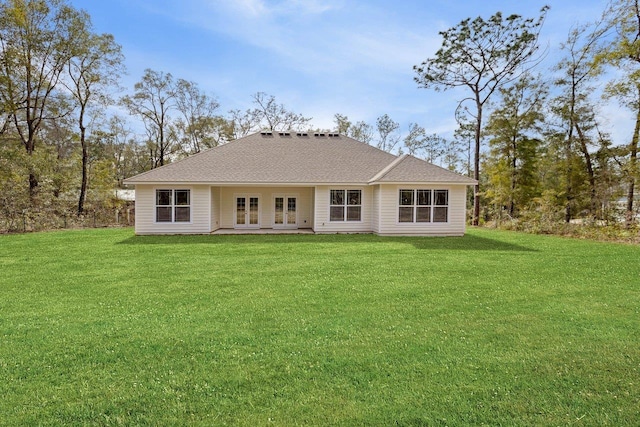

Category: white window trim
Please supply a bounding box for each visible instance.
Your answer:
[154,188,192,224]
[329,189,363,222]
[397,188,449,225]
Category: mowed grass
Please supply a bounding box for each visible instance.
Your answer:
[0,228,638,426]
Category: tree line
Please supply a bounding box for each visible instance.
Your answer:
[0,0,638,231]
[415,1,640,227]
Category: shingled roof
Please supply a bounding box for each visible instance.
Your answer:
[123,132,476,185]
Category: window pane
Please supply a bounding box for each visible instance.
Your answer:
[347,190,361,205]
[399,207,413,222]
[175,207,190,222]
[274,198,284,224]
[434,190,448,205]
[156,206,172,222]
[417,190,431,206]
[236,197,246,225]
[347,206,361,221]
[249,197,259,225]
[287,198,296,225]
[330,206,344,221]
[237,197,245,210]
[399,189,414,206]
[156,190,172,206]
[434,207,448,222]
[237,211,245,225]
[331,189,344,206]
[175,190,190,205]
[416,207,431,222]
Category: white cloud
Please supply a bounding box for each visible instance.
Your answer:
[277,0,342,15]
[222,0,342,18]
[232,0,269,17]
[151,0,439,77]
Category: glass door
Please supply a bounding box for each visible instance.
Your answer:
[236,197,246,226]
[287,197,296,226]
[249,197,259,226]
[274,197,284,225]
[235,196,260,228]
[274,196,297,228]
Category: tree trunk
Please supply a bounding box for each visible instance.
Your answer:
[626,108,640,226]
[29,172,38,198]
[565,136,573,223]
[565,83,576,223]
[472,102,482,226]
[574,123,597,218]
[77,99,88,216]
[78,126,88,216]
[510,135,518,218]
[27,139,38,200]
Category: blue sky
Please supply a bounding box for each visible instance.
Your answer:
[67,0,631,147]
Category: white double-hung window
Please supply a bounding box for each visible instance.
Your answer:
[156,189,191,223]
[330,189,361,221]
[398,189,448,223]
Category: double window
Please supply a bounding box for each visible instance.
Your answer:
[330,189,361,221]
[399,189,448,223]
[156,189,191,223]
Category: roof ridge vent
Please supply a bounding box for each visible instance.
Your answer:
[296,132,309,137]
[278,132,291,137]
[260,131,273,136]
[314,133,326,137]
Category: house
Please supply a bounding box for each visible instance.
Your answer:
[123,131,477,236]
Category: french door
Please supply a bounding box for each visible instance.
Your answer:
[235,196,260,228]
[274,196,297,228]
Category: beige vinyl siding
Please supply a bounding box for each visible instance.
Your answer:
[372,185,380,234]
[309,187,316,229]
[219,186,313,229]
[377,184,467,236]
[313,186,373,233]
[211,187,221,232]
[133,184,211,235]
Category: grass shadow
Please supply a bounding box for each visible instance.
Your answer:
[117,232,536,252]
[396,234,536,252]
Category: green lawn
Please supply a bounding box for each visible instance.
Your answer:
[0,228,638,426]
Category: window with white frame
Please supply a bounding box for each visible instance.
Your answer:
[330,189,361,221]
[156,189,191,223]
[398,189,448,223]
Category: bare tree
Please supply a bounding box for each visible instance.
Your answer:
[251,92,311,131]
[65,26,124,215]
[174,79,221,154]
[121,69,176,168]
[333,113,374,144]
[227,108,262,139]
[376,114,401,153]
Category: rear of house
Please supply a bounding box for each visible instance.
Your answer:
[124,132,476,236]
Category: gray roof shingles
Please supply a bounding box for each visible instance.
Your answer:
[124,132,476,185]
[372,154,476,184]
